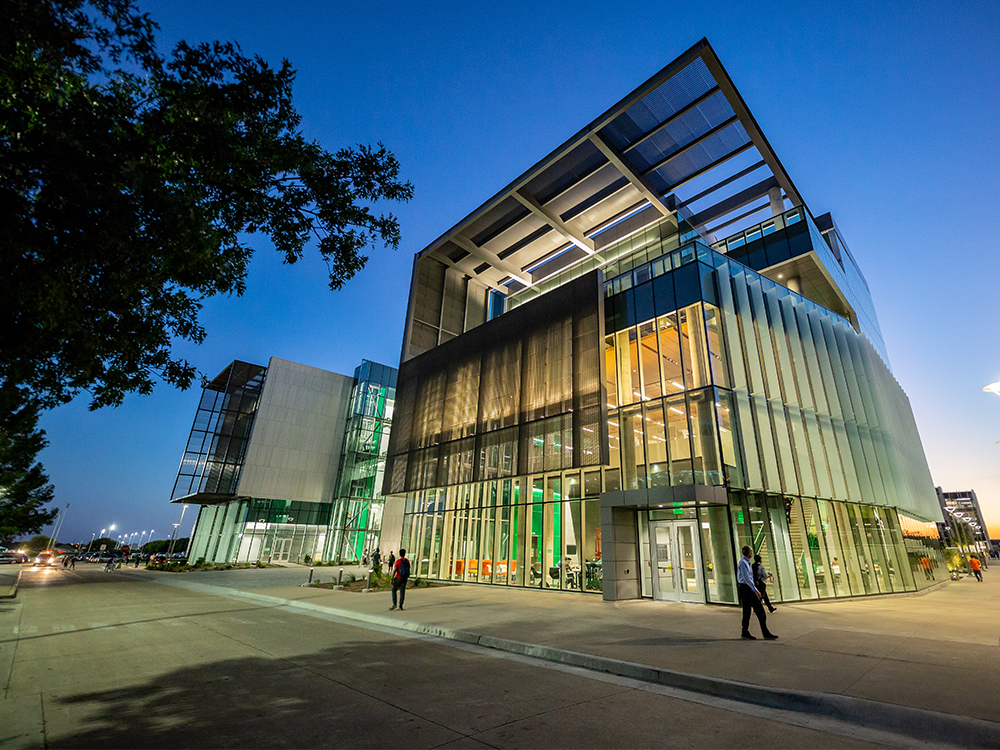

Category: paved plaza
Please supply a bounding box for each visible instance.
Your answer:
[2,562,999,748]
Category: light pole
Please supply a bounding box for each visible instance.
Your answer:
[167,505,189,557]
[89,527,106,553]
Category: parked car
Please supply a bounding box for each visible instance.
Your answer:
[0,551,18,564]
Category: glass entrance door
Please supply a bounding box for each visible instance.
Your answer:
[274,537,292,562]
[650,520,703,603]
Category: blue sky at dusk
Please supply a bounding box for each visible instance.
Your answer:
[34,0,1000,545]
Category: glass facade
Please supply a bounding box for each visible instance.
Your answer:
[395,217,943,603]
[399,474,605,591]
[170,361,266,501]
[326,361,397,562]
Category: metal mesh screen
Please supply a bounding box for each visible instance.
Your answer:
[384,271,608,495]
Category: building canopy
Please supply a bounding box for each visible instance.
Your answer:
[416,39,805,295]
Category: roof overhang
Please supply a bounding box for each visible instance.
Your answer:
[171,493,247,506]
[416,38,808,292]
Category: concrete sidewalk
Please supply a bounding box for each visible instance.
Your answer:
[133,565,1000,726]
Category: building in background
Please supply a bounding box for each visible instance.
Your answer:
[936,488,992,566]
[174,358,396,564]
[381,39,945,604]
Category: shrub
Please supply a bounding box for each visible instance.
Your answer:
[303,554,312,565]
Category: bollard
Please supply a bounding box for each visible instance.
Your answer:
[308,566,314,585]
[362,568,373,593]
[334,566,345,590]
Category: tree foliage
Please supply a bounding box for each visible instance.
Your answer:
[0,393,57,545]
[1,0,414,411]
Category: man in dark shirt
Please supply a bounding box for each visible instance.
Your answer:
[390,548,410,611]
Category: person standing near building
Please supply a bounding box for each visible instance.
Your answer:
[387,551,395,571]
[372,548,381,573]
[752,554,776,613]
[969,556,983,582]
[738,546,777,640]
[390,549,410,611]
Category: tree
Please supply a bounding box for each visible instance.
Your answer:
[0,393,57,545]
[1,0,413,412]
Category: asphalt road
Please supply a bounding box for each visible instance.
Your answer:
[0,563,888,749]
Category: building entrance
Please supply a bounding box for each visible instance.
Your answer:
[650,520,703,603]
[273,537,292,563]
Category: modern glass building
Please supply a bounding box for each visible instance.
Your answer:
[380,39,945,604]
[175,357,396,565]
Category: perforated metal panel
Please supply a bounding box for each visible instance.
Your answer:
[384,271,608,495]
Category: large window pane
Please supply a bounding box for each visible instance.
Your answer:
[564,500,583,590]
[786,498,818,599]
[583,497,603,592]
[620,405,645,490]
[645,402,669,487]
[638,321,662,400]
[689,389,722,485]
[703,303,729,388]
[716,391,743,488]
[657,314,685,395]
[815,499,850,596]
[605,335,618,410]
[679,304,710,389]
[606,414,621,491]
[665,394,692,484]
[699,504,737,604]
[802,498,835,598]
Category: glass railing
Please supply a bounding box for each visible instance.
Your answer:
[600,235,852,328]
[602,239,713,297]
[710,205,804,255]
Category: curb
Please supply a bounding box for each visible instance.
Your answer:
[0,570,21,599]
[156,579,1000,748]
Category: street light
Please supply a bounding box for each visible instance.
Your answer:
[167,504,189,557]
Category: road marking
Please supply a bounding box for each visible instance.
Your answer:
[12,625,18,635]
[50,624,76,632]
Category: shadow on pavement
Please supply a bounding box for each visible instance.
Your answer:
[50,641,452,749]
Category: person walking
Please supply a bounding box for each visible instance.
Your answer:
[372,548,381,573]
[752,554,776,613]
[390,548,410,611]
[738,546,777,640]
[69,555,76,569]
[387,551,395,571]
[969,555,983,582]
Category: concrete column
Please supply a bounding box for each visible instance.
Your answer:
[601,505,640,601]
[768,186,784,217]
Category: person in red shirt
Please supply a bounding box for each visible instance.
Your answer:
[969,556,983,582]
[390,548,411,610]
